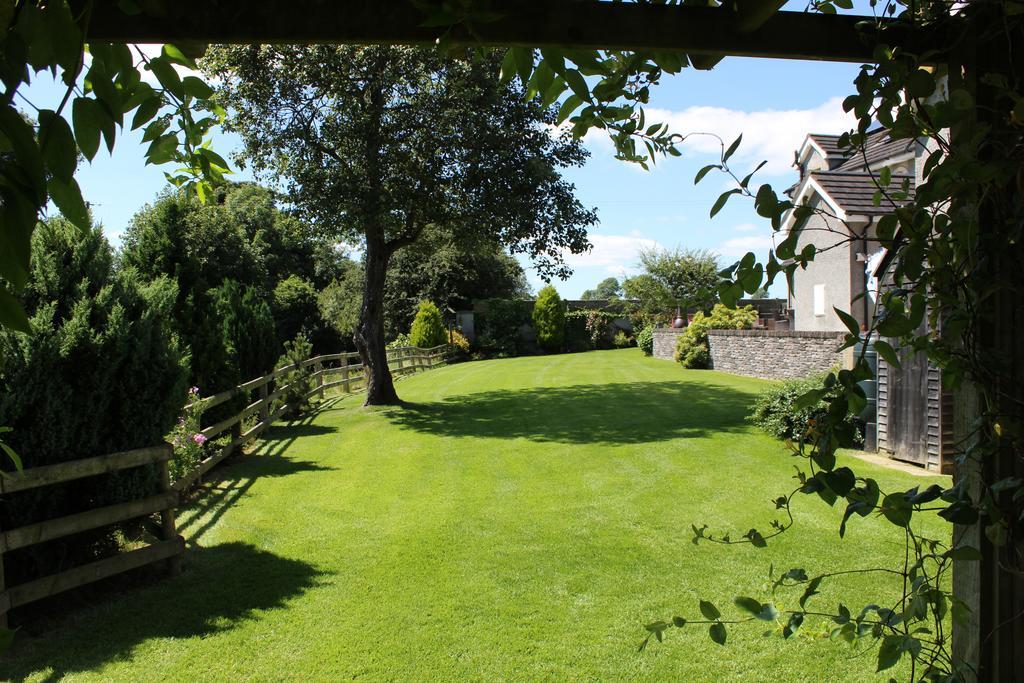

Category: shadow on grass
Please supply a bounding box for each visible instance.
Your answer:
[177,452,336,545]
[387,380,755,444]
[4,542,328,682]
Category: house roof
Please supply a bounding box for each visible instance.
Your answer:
[833,129,917,171]
[810,170,915,216]
[806,133,848,169]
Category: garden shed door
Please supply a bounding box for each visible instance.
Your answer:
[881,345,930,466]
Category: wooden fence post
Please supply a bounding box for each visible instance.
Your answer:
[315,359,324,400]
[341,355,350,393]
[259,383,269,423]
[0,514,7,630]
[158,449,182,576]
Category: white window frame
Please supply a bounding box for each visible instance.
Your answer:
[813,284,826,316]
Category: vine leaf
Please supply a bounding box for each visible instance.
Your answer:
[699,600,721,620]
[709,622,727,645]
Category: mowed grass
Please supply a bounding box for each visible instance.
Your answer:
[5,349,949,682]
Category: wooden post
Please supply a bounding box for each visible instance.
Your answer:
[158,451,182,576]
[259,382,269,423]
[315,360,324,400]
[341,355,350,393]
[0,514,8,631]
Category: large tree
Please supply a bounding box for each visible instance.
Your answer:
[202,45,595,405]
[622,247,719,320]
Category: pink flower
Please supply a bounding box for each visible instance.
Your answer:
[192,433,208,445]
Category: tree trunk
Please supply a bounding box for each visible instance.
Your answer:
[354,230,400,406]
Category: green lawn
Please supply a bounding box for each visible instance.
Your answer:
[4,349,949,682]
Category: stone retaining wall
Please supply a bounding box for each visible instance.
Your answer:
[652,327,687,360]
[707,329,847,380]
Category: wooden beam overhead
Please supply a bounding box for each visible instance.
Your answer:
[82,0,935,64]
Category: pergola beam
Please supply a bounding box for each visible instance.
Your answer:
[83,0,934,64]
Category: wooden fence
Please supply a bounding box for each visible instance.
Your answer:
[0,344,451,627]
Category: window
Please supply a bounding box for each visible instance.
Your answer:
[813,284,826,316]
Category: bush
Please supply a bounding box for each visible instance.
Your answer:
[533,285,565,353]
[475,298,530,356]
[675,304,758,368]
[449,329,471,355]
[167,386,208,483]
[636,326,654,356]
[749,372,863,447]
[0,218,188,586]
[274,334,314,418]
[273,275,319,346]
[387,332,412,350]
[613,330,633,348]
[409,300,447,348]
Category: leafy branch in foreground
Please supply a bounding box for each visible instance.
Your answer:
[0,0,228,332]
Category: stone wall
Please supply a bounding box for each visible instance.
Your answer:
[652,327,687,360]
[707,329,847,380]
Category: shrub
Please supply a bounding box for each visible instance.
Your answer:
[476,298,530,356]
[533,285,565,353]
[636,326,654,356]
[273,275,319,346]
[409,300,447,348]
[675,303,758,368]
[613,330,633,348]
[387,332,412,350]
[0,218,188,585]
[449,329,471,355]
[167,386,209,483]
[274,334,314,418]
[749,372,863,447]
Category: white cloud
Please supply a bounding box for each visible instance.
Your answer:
[715,234,775,260]
[637,96,854,176]
[733,223,758,232]
[562,231,662,274]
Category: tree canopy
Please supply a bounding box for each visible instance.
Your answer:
[202,45,597,404]
[622,247,719,318]
[580,277,622,300]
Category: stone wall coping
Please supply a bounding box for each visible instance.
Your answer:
[707,329,844,339]
[652,327,688,334]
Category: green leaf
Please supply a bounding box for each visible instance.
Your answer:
[499,49,518,83]
[877,635,904,672]
[148,57,184,99]
[881,492,912,528]
[38,110,77,182]
[873,339,901,369]
[563,69,590,103]
[0,439,22,471]
[710,189,740,218]
[0,105,46,203]
[699,600,720,620]
[694,164,719,185]
[757,603,779,621]
[556,94,583,126]
[723,134,742,163]
[513,47,534,88]
[72,97,102,161]
[47,176,90,233]
[734,597,761,616]
[833,307,861,337]
[0,288,30,334]
[181,75,214,100]
[131,95,163,131]
[672,616,687,628]
[708,622,727,645]
[162,44,198,70]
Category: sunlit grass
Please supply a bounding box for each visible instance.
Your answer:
[5,349,949,682]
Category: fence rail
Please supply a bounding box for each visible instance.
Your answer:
[0,344,452,626]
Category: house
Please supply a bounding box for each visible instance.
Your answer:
[784,129,918,332]
[785,129,952,473]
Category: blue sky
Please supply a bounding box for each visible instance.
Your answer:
[25,50,863,298]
